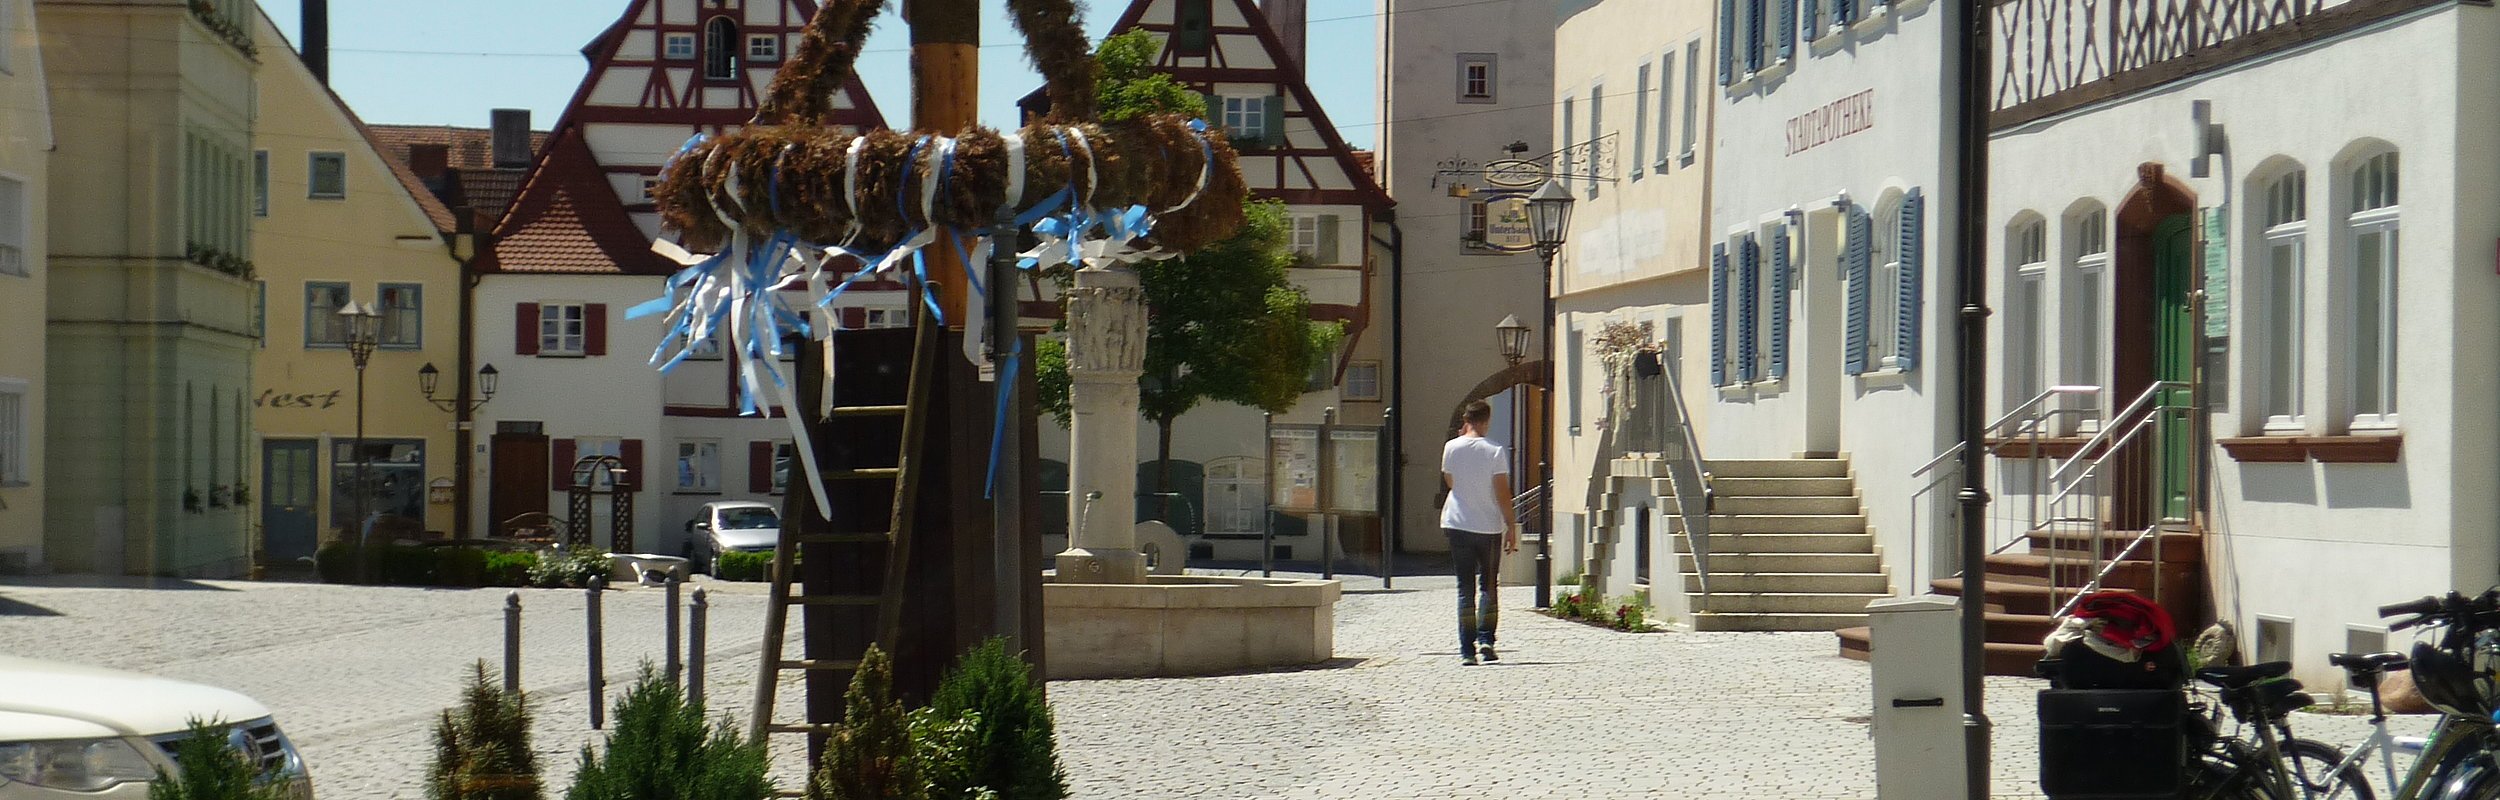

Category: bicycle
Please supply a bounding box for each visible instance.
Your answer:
[2182,659,2370,800]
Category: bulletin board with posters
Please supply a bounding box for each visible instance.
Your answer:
[1324,425,1382,515]
[1268,425,1321,512]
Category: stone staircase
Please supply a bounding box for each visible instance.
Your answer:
[1834,525,2204,674]
[1667,457,1892,632]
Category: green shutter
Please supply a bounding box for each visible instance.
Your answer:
[1262,96,1286,147]
[1200,92,1220,124]
[1176,0,1211,53]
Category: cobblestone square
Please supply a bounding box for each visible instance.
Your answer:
[0,573,2429,798]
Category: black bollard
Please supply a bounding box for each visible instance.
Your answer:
[664,574,681,685]
[586,575,606,729]
[503,591,522,695]
[688,588,708,706]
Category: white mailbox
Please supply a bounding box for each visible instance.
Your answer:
[1868,594,1970,800]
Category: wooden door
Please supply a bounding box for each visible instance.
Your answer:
[490,433,550,533]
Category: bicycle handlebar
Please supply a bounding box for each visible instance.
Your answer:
[2381,596,2443,618]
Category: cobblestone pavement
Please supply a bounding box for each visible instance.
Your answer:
[0,573,2437,799]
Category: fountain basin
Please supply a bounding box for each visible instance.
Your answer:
[1043,574,1340,679]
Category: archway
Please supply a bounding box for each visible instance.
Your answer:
[2112,163,2198,527]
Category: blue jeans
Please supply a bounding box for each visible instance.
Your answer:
[1447,528,1501,652]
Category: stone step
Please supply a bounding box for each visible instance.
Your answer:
[1837,627,2046,675]
[1694,592,1894,614]
[1675,532,1874,555]
[1707,458,1851,478]
[1990,552,2165,585]
[1711,476,1857,498]
[1931,577,2123,615]
[2025,530,2203,563]
[1693,612,1869,632]
[1663,495,1862,516]
[1684,572,1893,594]
[1680,551,1881,574]
[1705,514,1868,534]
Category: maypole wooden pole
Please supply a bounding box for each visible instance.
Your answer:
[909,0,978,318]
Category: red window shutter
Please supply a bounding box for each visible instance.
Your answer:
[620,438,644,491]
[748,441,773,493]
[551,438,577,487]
[840,308,866,328]
[516,303,540,356]
[584,304,609,356]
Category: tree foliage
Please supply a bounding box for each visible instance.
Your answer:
[565,666,773,800]
[925,639,1066,800]
[428,662,544,800]
[1093,31,1205,122]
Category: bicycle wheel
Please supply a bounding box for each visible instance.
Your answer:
[2282,738,2374,800]
[2188,754,2285,800]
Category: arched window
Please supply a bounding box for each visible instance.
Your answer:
[2345,150,2399,428]
[2257,168,2307,429]
[704,17,740,81]
[2062,203,2108,406]
[2006,215,2048,408]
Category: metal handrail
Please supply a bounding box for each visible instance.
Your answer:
[1914,384,2105,479]
[2052,522,2164,618]
[1907,385,2104,584]
[1648,352,1714,591]
[2045,382,2183,487]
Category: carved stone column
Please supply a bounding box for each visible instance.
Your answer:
[1056,266,1149,583]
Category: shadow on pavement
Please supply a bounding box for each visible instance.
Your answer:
[0,573,240,591]
[0,595,62,616]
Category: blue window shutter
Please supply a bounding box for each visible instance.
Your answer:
[1719,0,1738,85]
[1897,188,1926,373]
[1803,0,1821,41]
[1834,0,1854,27]
[1770,224,1792,380]
[1736,235,1759,383]
[1710,244,1729,386]
[1844,209,1872,375]
[1745,0,1765,74]
[1776,0,1795,61]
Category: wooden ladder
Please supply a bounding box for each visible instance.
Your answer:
[748,301,940,757]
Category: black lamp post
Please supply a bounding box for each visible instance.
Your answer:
[339,301,381,561]
[417,362,499,413]
[1525,179,1574,610]
[1494,314,1532,604]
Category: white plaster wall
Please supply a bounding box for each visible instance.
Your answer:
[1988,5,2470,686]
[1708,0,1961,596]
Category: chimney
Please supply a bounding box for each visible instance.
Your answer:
[302,0,329,85]
[490,109,532,170]
[409,144,451,181]
[1264,0,1306,72]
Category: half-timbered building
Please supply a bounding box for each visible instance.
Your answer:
[467,0,893,557]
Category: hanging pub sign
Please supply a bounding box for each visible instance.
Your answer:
[1269,426,1321,512]
[1478,194,1537,253]
[1323,425,1381,515]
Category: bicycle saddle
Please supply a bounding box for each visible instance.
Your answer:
[2196,660,2292,689]
[2329,651,2409,670]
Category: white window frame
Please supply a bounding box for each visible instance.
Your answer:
[746,33,781,61]
[539,302,587,357]
[2009,219,2048,408]
[1288,215,1322,261]
[378,282,423,349]
[1869,201,1901,371]
[2257,172,2307,432]
[2064,207,2107,430]
[304,282,351,347]
[1343,361,1381,401]
[863,307,909,329]
[308,151,347,199]
[0,380,26,486]
[702,18,740,80]
[2345,151,2399,430]
[1457,54,1495,103]
[1223,96,1267,141]
[675,439,721,494]
[1204,457,1264,536]
[663,32,698,60]
[1680,39,1701,163]
[0,174,24,278]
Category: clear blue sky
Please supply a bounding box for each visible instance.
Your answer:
[269,0,1381,148]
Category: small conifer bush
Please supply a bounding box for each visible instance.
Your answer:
[427,662,543,800]
[926,639,1067,800]
[149,720,291,800]
[565,665,773,800]
[810,646,922,800]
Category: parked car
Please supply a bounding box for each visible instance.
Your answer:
[0,655,312,799]
[687,500,782,574]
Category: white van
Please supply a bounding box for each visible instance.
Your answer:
[0,656,312,798]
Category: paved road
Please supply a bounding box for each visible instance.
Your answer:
[0,573,2433,799]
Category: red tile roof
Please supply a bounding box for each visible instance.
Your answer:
[483,128,666,275]
[369,125,550,172]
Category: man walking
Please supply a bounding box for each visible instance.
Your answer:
[1442,399,1518,666]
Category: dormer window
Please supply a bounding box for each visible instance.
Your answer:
[703,17,739,80]
[663,33,696,60]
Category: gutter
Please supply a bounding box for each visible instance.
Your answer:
[1372,213,1405,561]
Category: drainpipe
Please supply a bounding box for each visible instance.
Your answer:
[1952,0,1996,794]
[1372,214,1405,569]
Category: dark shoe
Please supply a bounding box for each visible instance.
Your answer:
[1461,654,1481,666]
[1479,644,1499,662]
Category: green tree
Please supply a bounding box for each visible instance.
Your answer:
[1037,31,1344,513]
[810,646,921,800]
[565,666,773,800]
[925,639,1065,800]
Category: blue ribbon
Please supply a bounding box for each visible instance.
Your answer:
[984,336,1026,499]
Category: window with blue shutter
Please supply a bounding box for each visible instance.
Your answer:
[1711,244,1729,386]
[1745,0,1765,74]
[1897,188,1926,373]
[1844,208,1873,375]
[1803,0,1821,41]
[1776,0,1795,61]
[1834,0,1855,27]
[1737,235,1760,383]
[1770,224,1792,380]
[1719,0,1738,85]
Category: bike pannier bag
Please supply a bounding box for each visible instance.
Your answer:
[2037,689,2183,798]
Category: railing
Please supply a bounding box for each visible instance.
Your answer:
[1645,352,1714,591]
[2037,382,2192,618]
[1907,384,2105,586]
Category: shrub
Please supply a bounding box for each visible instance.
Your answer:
[316,540,360,584]
[926,639,1065,800]
[713,551,773,582]
[380,545,441,586]
[483,551,539,587]
[529,548,609,589]
[428,662,542,800]
[907,708,985,800]
[149,719,291,800]
[566,665,773,800]
[812,646,921,800]
[436,548,491,588]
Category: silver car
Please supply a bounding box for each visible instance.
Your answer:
[687,500,782,574]
[0,656,312,799]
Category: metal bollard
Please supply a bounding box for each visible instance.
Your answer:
[664,574,682,685]
[688,588,708,707]
[503,591,522,695]
[586,575,606,729]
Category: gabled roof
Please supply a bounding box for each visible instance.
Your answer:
[252,8,458,236]
[481,128,663,275]
[369,125,552,172]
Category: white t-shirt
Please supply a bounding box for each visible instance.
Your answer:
[1440,435,1511,534]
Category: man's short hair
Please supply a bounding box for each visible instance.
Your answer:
[1463,399,1492,427]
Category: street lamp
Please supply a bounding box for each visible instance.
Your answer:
[1494,315,1529,366]
[1525,179,1574,609]
[417,362,500,412]
[339,301,381,567]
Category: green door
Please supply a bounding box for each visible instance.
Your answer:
[2153,215,2196,521]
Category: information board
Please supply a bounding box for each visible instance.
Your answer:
[1268,426,1320,512]
[1324,426,1381,515]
